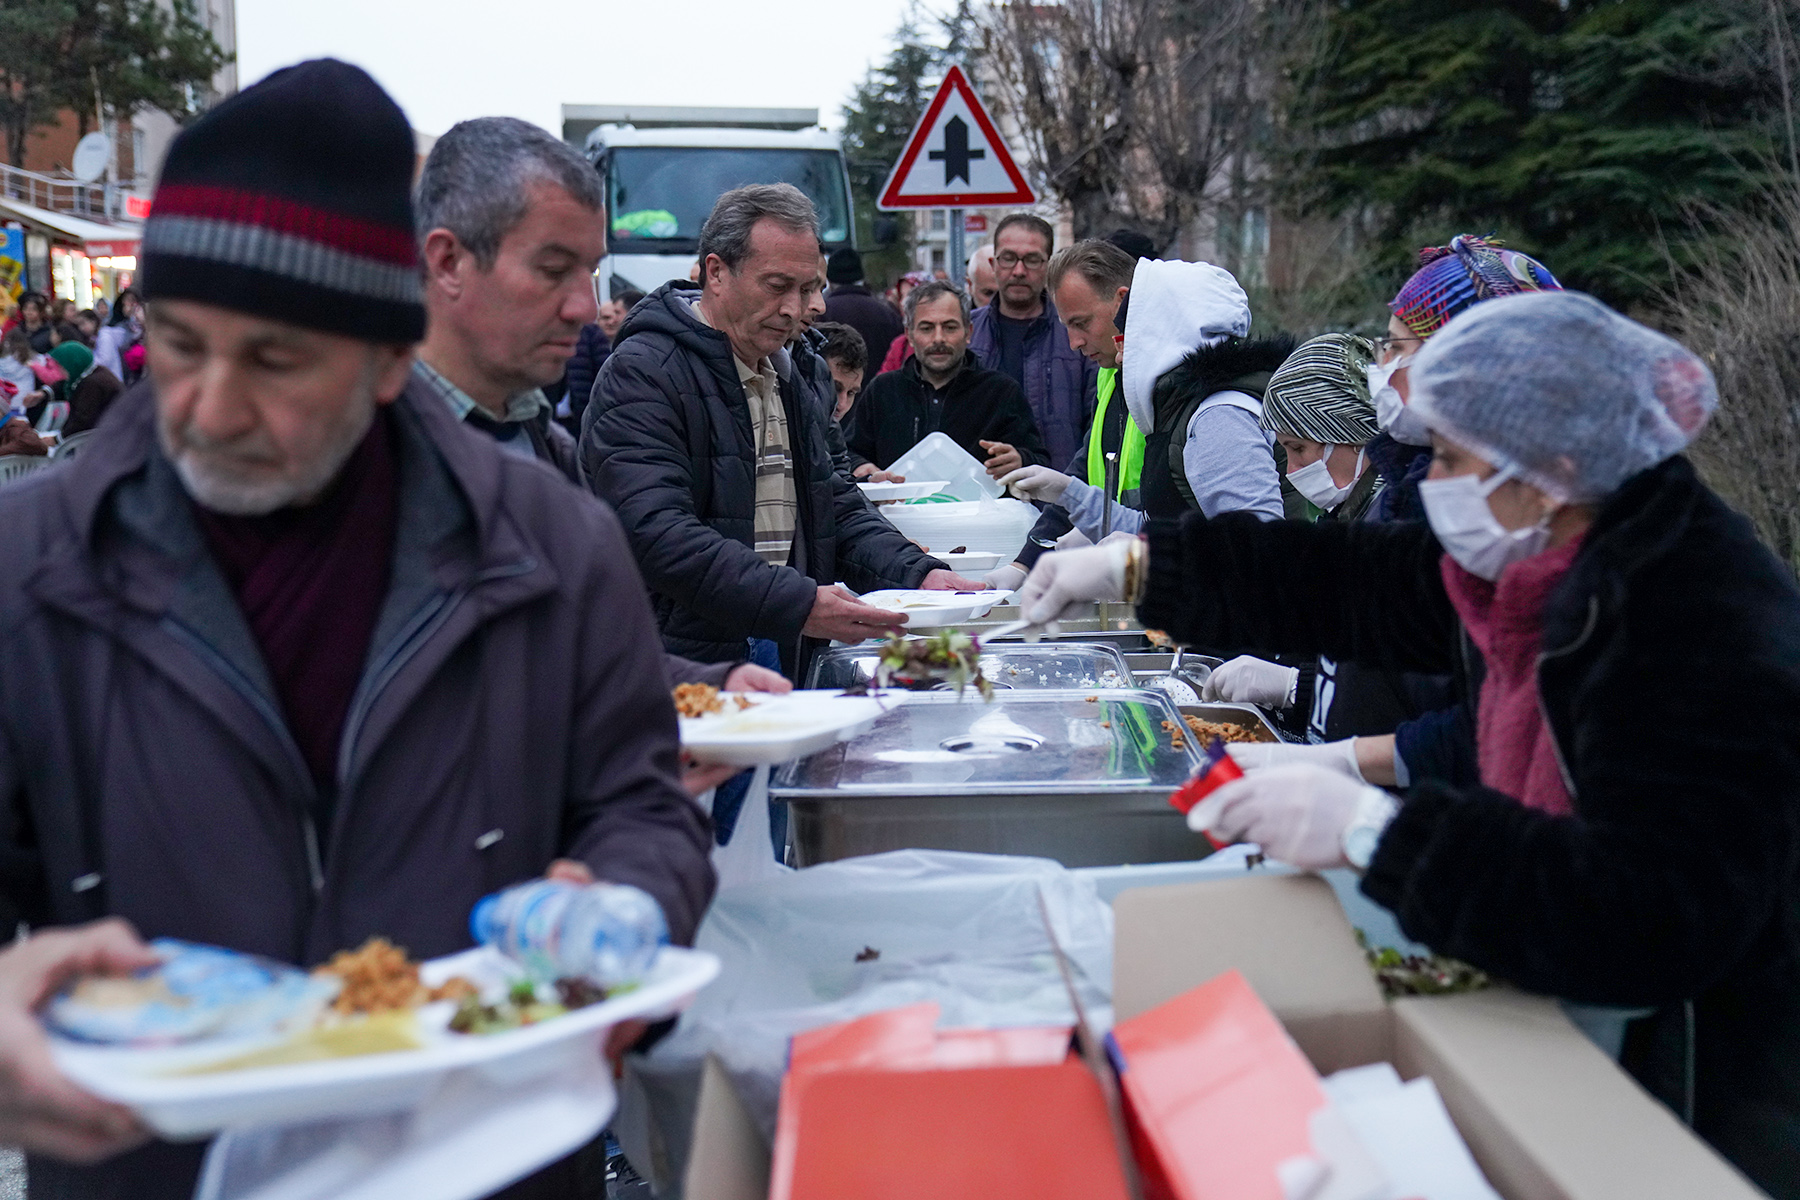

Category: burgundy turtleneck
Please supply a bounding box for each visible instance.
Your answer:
[191,411,398,804]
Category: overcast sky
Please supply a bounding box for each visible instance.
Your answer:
[236,0,945,139]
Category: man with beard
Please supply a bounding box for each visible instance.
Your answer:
[0,59,712,1199]
[848,280,1047,477]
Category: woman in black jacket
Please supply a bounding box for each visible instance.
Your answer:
[1018,292,1800,1197]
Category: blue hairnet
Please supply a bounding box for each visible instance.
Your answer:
[1408,292,1717,502]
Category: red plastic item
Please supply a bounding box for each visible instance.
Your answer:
[1168,752,1246,848]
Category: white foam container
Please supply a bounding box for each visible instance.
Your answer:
[885,432,1002,502]
[880,497,1039,561]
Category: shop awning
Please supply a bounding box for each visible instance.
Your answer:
[0,196,140,257]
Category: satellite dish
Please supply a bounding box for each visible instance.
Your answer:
[72,133,111,184]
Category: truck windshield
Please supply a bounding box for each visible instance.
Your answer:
[606,147,852,249]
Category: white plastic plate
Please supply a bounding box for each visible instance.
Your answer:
[858,589,1012,629]
[937,550,1006,573]
[856,479,949,502]
[51,945,720,1139]
[677,690,891,766]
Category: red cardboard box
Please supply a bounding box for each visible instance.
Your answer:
[769,1003,1131,1200]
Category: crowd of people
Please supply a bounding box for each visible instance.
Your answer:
[0,285,143,455]
[0,53,1795,1200]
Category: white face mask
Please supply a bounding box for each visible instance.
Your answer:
[1367,356,1431,446]
[1287,445,1365,511]
[1419,466,1552,581]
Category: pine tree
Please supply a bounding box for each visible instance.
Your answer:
[1289,0,1785,306]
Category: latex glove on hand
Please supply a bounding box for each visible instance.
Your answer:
[1225,738,1363,780]
[985,564,1028,592]
[1187,764,1386,870]
[1000,465,1074,505]
[1204,655,1300,709]
[1017,538,1135,627]
[1054,527,1092,552]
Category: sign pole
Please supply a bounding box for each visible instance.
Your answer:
[948,209,965,289]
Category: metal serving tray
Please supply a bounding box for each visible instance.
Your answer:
[806,641,1135,692]
[1174,702,1285,745]
[771,689,1211,868]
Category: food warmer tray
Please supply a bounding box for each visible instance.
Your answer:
[771,688,1209,868]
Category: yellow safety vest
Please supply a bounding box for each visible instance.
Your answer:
[1085,367,1145,501]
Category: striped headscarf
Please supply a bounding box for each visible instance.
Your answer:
[1390,235,1560,338]
[1261,333,1381,446]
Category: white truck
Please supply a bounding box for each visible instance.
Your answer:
[562,104,857,296]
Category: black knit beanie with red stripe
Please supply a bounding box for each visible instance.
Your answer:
[141,59,425,344]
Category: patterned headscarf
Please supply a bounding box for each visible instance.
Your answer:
[1390,235,1561,338]
[1261,333,1381,446]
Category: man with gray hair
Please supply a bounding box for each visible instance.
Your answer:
[583,184,981,681]
[413,116,605,481]
[847,279,1046,477]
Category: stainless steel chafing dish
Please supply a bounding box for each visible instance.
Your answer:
[806,641,1135,692]
[771,688,1211,868]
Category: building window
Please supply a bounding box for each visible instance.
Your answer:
[930,247,946,273]
[929,210,946,233]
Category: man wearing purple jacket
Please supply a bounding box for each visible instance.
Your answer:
[0,60,713,1200]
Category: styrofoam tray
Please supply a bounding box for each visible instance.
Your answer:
[859,589,1011,629]
[678,690,891,766]
[51,945,719,1138]
[937,550,1006,573]
[857,479,948,502]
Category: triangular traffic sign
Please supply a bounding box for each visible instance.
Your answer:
[877,65,1037,210]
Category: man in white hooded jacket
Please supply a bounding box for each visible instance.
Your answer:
[1000,258,1288,537]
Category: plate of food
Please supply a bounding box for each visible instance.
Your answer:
[675,684,892,766]
[857,589,1012,629]
[48,937,720,1138]
[856,479,948,502]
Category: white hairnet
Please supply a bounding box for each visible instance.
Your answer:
[1121,258,1250,434]
[1408,291,1717,503]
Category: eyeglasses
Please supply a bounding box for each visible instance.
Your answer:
[1371,334,1422,357]
[995,252,1047,271]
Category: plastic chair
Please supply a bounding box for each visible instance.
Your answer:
[34,401,69,435]
[0,455,51,486]
[51,429,94,460]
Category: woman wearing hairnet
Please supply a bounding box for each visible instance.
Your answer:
[1204,333,1424,744]
[1018,291,1800,1196]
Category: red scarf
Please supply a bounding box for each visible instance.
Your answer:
[1439,537,1586,816]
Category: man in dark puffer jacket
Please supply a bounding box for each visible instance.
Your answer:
[582,185,978,671]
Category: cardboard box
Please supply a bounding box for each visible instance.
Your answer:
[1110,874,1767,1200]
[685,872,1768,1200]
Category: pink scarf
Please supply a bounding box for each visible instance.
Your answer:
[1439,537,1586,815]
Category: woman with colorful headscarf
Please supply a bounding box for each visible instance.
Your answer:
[1367,234,1561,522]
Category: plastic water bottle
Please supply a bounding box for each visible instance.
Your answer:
[470,880,668,988]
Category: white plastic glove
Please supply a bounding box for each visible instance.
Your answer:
[1204,655,1300,708]
[1225,738,1364,781]
[984,563,1027,592]
[1000,464,1074,504]
[1186,764,1377,869]
[1054,527,1093,552]
[1017,539,1131,626]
